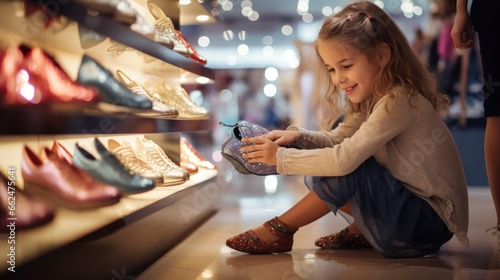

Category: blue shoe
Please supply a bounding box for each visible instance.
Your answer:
[77,54,152,112]
[73,138,155,194]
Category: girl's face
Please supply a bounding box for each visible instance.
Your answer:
[317,39,381,104]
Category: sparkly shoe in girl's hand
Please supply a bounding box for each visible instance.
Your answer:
[220,121,277,175]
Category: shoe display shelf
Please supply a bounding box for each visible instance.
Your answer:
[61,0,214,80]
[0,1,219,279]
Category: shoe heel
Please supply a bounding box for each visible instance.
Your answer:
[221,153,251,175]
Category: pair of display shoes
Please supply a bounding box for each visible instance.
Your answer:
[226,220,371,254]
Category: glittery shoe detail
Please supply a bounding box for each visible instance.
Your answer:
[220,121,277,175]
[315,227,372,249]
[226,217,298,254]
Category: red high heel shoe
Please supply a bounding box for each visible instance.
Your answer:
[226,217,298,254]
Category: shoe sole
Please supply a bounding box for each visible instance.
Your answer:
[23,179,120,209]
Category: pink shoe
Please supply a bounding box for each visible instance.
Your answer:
[226,217,298,254]
[0,170,55,231]
[21,145,121,209]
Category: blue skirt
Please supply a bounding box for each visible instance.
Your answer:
[305,157,453,258]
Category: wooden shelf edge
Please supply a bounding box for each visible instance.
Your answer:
[0,103,211,135]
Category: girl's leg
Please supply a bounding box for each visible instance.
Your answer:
[306,176,361,234]
[337,202,362,234]
[251,190,331,242]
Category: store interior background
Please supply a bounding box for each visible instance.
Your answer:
[180,0,487,186]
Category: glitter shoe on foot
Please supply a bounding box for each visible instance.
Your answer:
[315,227,372,249]
[226,216,298,254]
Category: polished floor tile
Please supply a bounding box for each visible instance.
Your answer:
[137,163,500,280]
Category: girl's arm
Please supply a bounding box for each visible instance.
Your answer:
[286,111,366,149]
[277,91,413,176]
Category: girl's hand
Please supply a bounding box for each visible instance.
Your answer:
[262,130,299,146]
[240,137,279,165]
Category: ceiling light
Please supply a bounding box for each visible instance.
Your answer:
[196,15,210,22]
[322,6,333,16]
[195,77,210,84]
[281,25,293,36]
[265,67,278,81]
[219,89,232,102]
[401,2,414,14]
[223,30,234,40]
[222,1,233,11]
[241,0,252,8]
[263,46,273,56]
[179,0,191,5]
[198,36,210,47]
[237,44,249,56]
[413,6,423,16]
[263,84,277,97]
[262,36,273,45]
[238,31,246,40]
[241,6,253,17]
[248,11,259,21]
[374,0,384,9]
[302,13,313,23]
[297,2,309,14]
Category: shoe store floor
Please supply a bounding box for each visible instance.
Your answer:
[136,163,500,280]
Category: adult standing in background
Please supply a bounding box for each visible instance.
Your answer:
[451,0,500,244]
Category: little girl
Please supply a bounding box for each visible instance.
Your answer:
[226,1,469,258]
